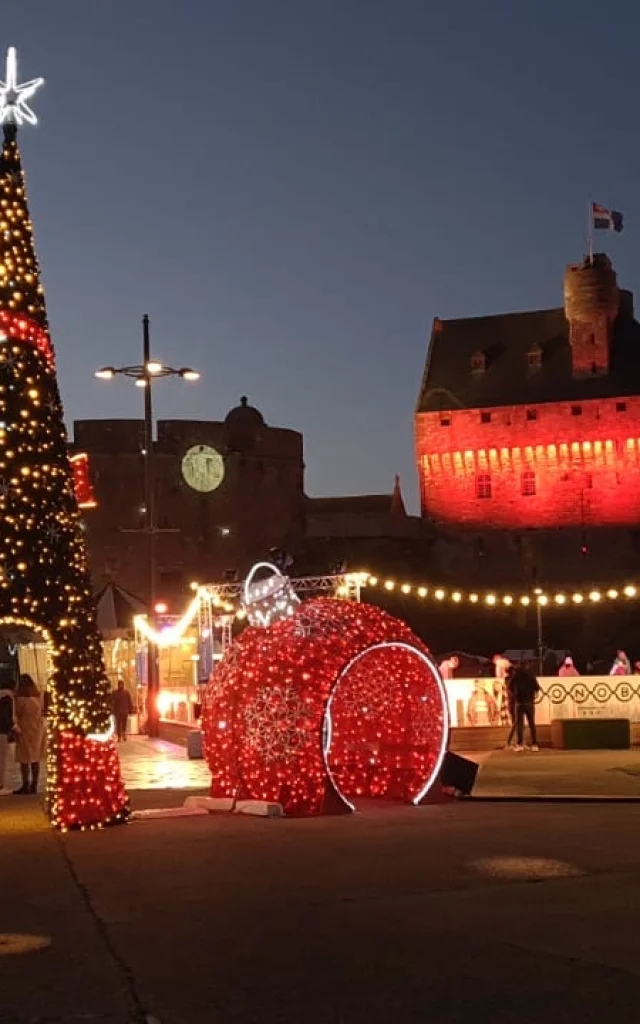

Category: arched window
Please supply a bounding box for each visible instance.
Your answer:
[527,343,542,370]
[470,350,486,374]
[521,470,536,496]
[475,473,492,499]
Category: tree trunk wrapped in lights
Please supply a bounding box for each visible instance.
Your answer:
[0,107,128,827]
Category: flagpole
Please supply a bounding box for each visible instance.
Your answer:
[587,200,594,265]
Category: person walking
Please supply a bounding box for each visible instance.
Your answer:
[112,680,134,742]
[510,662,541,751]
[0,676,16,796]
[13,674,44,795]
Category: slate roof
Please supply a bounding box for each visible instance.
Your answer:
[306,495,396,517]
[416,289,640,413]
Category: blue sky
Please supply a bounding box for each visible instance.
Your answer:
[2,0,639,509]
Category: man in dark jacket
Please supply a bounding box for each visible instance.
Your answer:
[0,678,16,795]
[111,680,134,742]
[510,662,541,751]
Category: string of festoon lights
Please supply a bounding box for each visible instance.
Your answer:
[360,575,640,607]
[133,569,640,651]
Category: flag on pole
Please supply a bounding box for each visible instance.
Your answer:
[592,203,623,232]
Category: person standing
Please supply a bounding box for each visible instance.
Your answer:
[510,662,541,751]
[559,656,579,677]
[112,680,134,742]
[610,650,631,676]
[0,677,16,796]
[504,664,518,748]
[439,655,459,680]
[13,674,44,795]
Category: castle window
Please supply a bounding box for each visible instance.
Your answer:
[521,470,536,496]
[470,350,487,375]
[571,405,582,416]
[475,473,492,499]
[439,414,451,427]
[526,408,538,421]
[616,401,627,412]
[480,411,492,424]
[527,344,542,370]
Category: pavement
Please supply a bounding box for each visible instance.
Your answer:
[3,740,640,1022]
[472,747,640,799]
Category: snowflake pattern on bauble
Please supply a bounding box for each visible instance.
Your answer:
[340,672,391,719]
[243,685,311,764]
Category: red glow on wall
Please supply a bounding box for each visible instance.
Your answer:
[202,598,449,815]
[70,452,97,509]
[416,397,640,528]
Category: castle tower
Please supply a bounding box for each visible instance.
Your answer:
[0,50,127,828]
[564,253,620,377]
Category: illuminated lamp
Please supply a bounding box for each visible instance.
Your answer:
[417,587,427,598]
[469,593,479,603]
[589,590,602,602]
[401,583,411,594]
[520,596,530,606]
[537,595,549,606]
[435,589,445,600]
[502,595,513,606]
[154,601,168,614]
[607,589,618,599]
[452,592,462,602]
[572,593,584,604]
[624,585,637,598]
[384,580,395,591]
[485,594,496,605]
[554,594,566,605]
[202,598,449,816]
[156,691,173,717]
[367,576,378,586]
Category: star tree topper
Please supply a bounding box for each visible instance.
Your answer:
[0,47,44,126]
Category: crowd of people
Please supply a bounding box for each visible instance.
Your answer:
[437,647,637,750]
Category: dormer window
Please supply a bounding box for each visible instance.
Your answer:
[527,343,542,370]
[470,350,486,375]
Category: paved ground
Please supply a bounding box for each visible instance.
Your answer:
[3,741,640,1023]
[474,747,640,798]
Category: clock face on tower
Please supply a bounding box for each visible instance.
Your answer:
[181,445,225,493]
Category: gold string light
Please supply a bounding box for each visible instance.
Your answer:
[359,575,640,608]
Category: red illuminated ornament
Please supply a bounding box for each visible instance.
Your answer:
[202,598,449,815]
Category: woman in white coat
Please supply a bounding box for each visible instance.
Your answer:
[13,674,44,795]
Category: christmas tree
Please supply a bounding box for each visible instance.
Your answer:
[0,48,128,828]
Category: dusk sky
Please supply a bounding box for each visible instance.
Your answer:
[3,0,640,510]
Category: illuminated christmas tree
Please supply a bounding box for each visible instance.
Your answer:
[0,48,128,828]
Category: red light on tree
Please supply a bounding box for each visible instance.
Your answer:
[70,452,97,509]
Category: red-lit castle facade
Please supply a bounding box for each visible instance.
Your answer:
[415,255,640,584]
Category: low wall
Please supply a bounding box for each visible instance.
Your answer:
[446,675,640,729]
[159,675,640,753]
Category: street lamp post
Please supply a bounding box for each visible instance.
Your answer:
[533,588,544,675]
[95,315,200,737]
